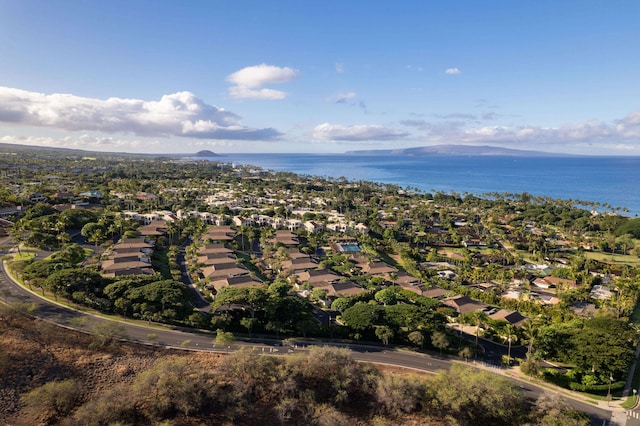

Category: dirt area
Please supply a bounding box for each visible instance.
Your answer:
[1,308,444,426]
[0,309,224,424]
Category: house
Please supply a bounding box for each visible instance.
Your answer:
[112,237,154,254]
[204,225,236,241]
[395,271,421,287]
[489,309,527,327]
[287,219,304,231]
[109,251,150,263]
[295,269,341,286]
[135,192,156,201]
[590,285,614,300]
[326,222,348,233]
[137,223,167,237]
[202,263,249,280]
[199,243,234,255]
[101,259,153,274]
[197,252,237,266]
[462,239,488,249]
[437,270,457,279]
[281,256,319,273]
[422,286,450,300]
[283,248,309,260]
[441,295,489,314]
[355,223,369,234]
[361,261,397,276]
[501,289,522,300]
[474,282,498,292]
[321,281,367,297]
[304,221,324,233]
[531,291,560,305]
[209,275,263,292]
[253,214,273,227]
[273,230,300,246]
[348,253,370,268]
[532,276,577,290]
[101,236,156,277]
[79,190,103,199]
[570,301,597,318]
[232,216,254,227]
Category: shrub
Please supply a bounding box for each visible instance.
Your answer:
[568,381,625,393]
[73,383,136,426]
[22,379,82,421]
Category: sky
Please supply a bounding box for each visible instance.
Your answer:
[0,1,639,155]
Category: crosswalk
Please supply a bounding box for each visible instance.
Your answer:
[629,410,640,420]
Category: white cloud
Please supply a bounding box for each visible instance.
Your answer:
[616,111,640,137]
[401,111,640,153]
[226,64,298,100]
[0,87,280,140]
[228,86,288,100]
[335,63,345,74]
[445,67,461,75]
[0,134,240,153]
[0,134,151,150]
[313,123,408,141]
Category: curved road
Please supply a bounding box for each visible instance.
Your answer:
[0,260,616,425]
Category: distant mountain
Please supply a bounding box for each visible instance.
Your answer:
[345,144,571,157]
[193,150,219,157]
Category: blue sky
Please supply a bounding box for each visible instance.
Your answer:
[1,1,639,155]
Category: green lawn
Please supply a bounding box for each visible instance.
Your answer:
[13,252,35,261]
[584,251,640,266]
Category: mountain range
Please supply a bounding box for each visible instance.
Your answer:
[0,141,571,158]
[345,144,572,157]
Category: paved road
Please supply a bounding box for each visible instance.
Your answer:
[176,241,211,313]
[0,260,617,425]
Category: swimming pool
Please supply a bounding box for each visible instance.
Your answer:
[337,243,361,253]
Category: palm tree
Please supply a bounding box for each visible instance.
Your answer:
[521,319,538,360]
[502,323,518,365]
[471,310,489,353]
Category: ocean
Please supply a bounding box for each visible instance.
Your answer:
[206,154,640,217]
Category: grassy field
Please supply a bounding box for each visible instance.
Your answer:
[12,252,35,261]
[584,250,640,266]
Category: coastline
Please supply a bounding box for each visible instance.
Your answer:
[195,153,640,217]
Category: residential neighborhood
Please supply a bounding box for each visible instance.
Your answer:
[1,149,640,404]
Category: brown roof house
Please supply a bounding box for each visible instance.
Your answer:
[202,262,249,281]
[295,269,341,287]
[441,295,489,314]
[281,256,319,274]
[422,286,450,300]
[208,275,263,292]
[489,309,527,327]
[137,223,167,237]
[320,281,367,297]
[197,252,237,266]
[199,243,234,255]
[361,261,398,277]
[532,276,577,290]
[204,226,236,242]
[273,230,300,246]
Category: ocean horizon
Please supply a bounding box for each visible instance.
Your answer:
[198,153,640,218]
